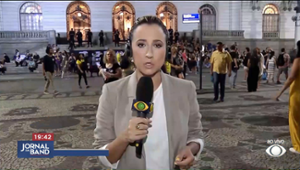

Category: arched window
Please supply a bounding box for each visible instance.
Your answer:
[262,4,279,33]
[199,4,216,30]
[20,2,43,31]
[112,2,135,42]
[156,2,178,31]
[66,2,91,41]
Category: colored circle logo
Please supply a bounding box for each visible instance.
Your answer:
[134,101,149,111]
[137,102,145,110]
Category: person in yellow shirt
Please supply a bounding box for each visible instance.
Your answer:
[210,42,232,102]
[116,52,121,64]
[165,60,171,74]
[76,54,90,89]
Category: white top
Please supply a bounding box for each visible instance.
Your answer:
[99,83,204,169]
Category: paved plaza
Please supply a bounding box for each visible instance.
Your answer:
[0,63,299,169]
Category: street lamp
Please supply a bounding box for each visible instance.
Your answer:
[198,8,203,90]
[292,1,300,49]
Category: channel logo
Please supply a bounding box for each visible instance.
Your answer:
[266,139,286,157]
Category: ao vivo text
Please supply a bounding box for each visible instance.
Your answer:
[18,133,109,158]
[267,139,284,145]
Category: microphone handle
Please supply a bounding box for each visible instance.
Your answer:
[174,165,181,170]
[135,111,148,159]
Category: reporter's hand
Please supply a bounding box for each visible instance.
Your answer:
[174,146,195,169]
[124,117,152,143]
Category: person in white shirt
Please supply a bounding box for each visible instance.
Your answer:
[94,15,204,170]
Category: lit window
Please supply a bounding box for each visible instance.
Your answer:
[20,2,43,31]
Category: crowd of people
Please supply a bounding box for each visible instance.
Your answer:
[41,44,135,94]
[1,15,300,161]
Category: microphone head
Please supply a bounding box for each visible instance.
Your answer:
[136,76,153,102]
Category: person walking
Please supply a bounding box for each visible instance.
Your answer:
[276,48,290,84]
[76,54,90,89]
[43,47,59,94]
[275,40,300,154]
[210,42,232,102]
[61,51,69,79]
[229,45,239,89]
[99,30,104,47]
[247,48,260,92]
[266,51,276,84]
[243,47,251,81]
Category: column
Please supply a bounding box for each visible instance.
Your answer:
[229,1,232,31]
[295,0,300,49]
[229,1,242,30]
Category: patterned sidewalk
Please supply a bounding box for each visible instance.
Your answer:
[0,80,299,169]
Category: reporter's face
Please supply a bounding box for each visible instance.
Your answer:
[131,24,166,76]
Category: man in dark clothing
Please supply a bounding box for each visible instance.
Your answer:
[174,30,179,43]
[168,27,174,44]
[243,47,251,81]
[99,30,104,47]
[3,53,10,63]
[114,30,120,47]
[43,47,58,95]
[87,29,93,47]
[76,30,83,47]
[229,45,239,89]
[69,28,75,50]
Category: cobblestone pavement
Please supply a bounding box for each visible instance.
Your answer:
[0,66,298,169]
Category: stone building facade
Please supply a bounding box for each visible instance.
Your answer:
[0,1,296,39]
[0,1,298,56]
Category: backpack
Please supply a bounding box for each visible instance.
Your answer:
[277,54,285,66]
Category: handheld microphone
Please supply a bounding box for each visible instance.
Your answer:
[132,76,153,159]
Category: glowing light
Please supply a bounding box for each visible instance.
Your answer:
[116,6,119,9]
[120,12,123,16]
[160,13,164,17]
[77,13,82,17]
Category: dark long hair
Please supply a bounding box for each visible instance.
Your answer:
[161,65,167,73]
[269,51,275,59]
[249,48,260,66]
[251,49,259,58]
[297,40,300,58]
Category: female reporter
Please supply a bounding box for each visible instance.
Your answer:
[94,15,204,170]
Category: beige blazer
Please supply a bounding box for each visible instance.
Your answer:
[93,71,204,170]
